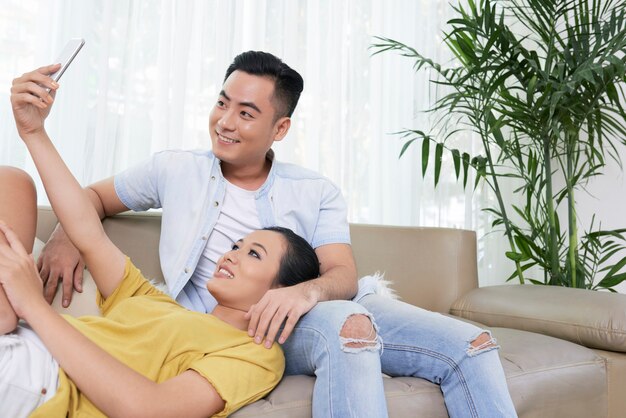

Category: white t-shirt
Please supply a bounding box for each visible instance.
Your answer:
[178,180,261,312]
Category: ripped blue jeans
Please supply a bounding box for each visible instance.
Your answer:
[280,281,517,418]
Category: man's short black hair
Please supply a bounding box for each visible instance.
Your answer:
[224,51,304,119]
[263,226,320,287]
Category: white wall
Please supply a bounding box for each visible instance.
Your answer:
[576,148,626,293]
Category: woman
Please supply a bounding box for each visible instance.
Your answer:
[0,65,320,417]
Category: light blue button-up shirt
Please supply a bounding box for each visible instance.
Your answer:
[114,149,350,299]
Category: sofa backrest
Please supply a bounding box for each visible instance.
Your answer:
[350,224,478,312]
[37,208,479,314]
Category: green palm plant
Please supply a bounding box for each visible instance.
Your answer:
[372,0,626,290]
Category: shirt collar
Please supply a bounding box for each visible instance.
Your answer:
[214,149,276,198]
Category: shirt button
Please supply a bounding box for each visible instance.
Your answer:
[211,176,215,181]
[202,235,208,240]
[184,267,190,274]
[214,201,219,207]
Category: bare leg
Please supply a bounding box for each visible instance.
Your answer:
[0,166,37,334]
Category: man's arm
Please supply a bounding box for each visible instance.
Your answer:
[304,243,358,301]
[245,243,358,348]
[38,176,129,306]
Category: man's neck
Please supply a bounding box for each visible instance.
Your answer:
[211,305,249,331]
[221,157,272,191]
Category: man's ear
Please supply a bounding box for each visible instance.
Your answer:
[272,117,291,143]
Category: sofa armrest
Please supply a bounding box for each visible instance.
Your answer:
[450,284,626,352]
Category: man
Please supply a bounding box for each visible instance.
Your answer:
[38,51,517,417]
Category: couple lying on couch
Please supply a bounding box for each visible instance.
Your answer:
[0,51,517,417]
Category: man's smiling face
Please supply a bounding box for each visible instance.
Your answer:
[209,70,285,170]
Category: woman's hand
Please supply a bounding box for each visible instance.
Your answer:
[0,222,46,320]
[10,64,60,139]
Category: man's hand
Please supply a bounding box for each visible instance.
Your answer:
[10,64,60,139]
[245,282,321,348]
[0,223,46,320]
[37,227,84,307]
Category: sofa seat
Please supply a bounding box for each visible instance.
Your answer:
[496,327,606,418]
[230,324,606,417]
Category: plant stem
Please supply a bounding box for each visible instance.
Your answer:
[543,134,560,284]
[566,132,579,287]
[480,116,525,284]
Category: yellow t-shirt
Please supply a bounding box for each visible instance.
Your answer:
[31,258,284,417]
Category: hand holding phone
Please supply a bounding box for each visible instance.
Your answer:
[46,38,84,90]
[10,39,84,137]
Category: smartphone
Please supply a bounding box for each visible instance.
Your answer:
[47,38,85,89]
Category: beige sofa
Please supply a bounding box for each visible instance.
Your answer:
[36,208,626,417]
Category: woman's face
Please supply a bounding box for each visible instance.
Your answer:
[206,230,285,311]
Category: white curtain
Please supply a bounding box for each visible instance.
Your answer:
[0,0,515,287]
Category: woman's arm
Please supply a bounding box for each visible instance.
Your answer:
[22,131,126,297]
[0,224,224,418]
[29,301,224,418]
[7,68,224,416]
[10,66,124,297]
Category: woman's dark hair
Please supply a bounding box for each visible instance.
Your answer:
[263,226,320,287]
[224,51,304,119]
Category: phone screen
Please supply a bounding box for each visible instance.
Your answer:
[49,38,85,83]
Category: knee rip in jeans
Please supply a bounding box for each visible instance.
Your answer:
[339,314,381,353]
[467,330,499,357]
